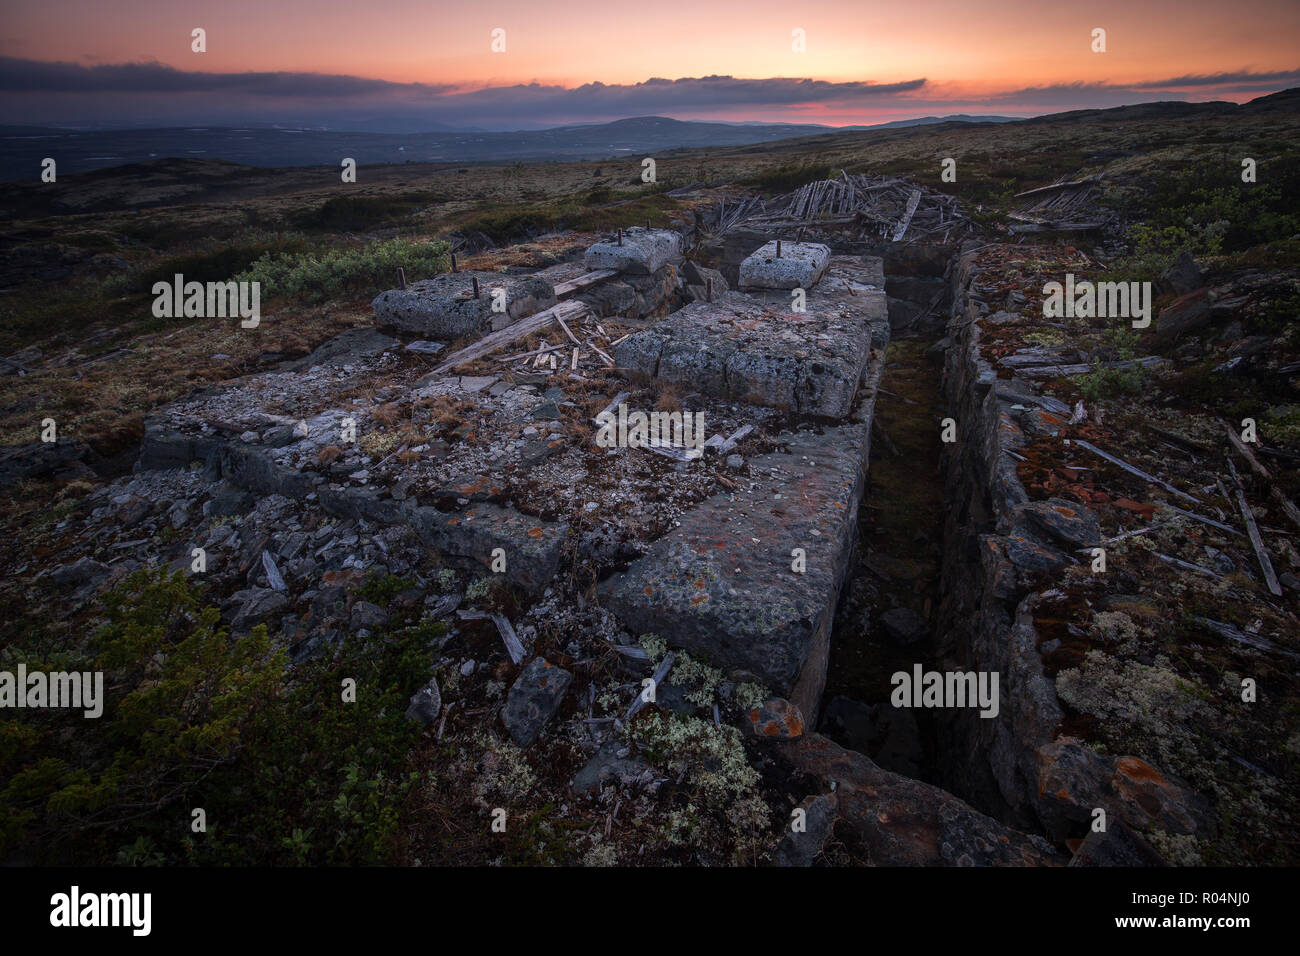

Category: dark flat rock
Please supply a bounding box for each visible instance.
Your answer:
[502,657,572,748]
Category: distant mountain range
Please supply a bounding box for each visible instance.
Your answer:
[0,114,1019,180]
[2,90,1296,181]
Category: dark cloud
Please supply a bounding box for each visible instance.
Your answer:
[0,59,928,127]
[0,56,458,97]
[1130,69,1300,89]
[0,56,1293,129]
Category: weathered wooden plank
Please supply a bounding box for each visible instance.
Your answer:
[1070,438,1200,503]
[1226,457,1283,597]
[890,189,922,241]
[1223,420,1300,532]
[553,269,617,298]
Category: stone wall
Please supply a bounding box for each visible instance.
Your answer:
[932,246,1214,846]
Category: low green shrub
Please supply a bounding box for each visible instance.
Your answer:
[236,237,450,301]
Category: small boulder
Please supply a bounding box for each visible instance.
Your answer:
[405,677,442,726]
[1160,252,1203,297]
[772,793,838,867]
[880,607,929,647]
[116,495,151,527]
[747,697,805,739]
[571,740,651,795]
[502,657,572,748]
[350,600,389,631]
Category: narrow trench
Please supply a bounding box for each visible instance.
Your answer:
[823,335,949,786]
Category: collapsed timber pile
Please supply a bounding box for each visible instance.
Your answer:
[712,173,978,245]
[1008,175,1110,233]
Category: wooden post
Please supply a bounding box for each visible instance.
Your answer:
[398,267,406,290]
[706,277,713,303]
[451,251,458,273]
[617,228,623,246]
[471,276,480,298]
[776,239,782,257]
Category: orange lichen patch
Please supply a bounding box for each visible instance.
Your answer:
[1115,756,1167,787]
[527,527,544,538]
[689,593,709,607]
[1112,498,1155,519]
[322,568,365,587]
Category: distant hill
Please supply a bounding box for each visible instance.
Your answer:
[0,91,1295,181]
[857,114,1018,129]
[0,114,1019,180]
[0,116,840,181]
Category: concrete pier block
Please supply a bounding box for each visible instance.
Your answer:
[738,241,831,290]
[583,227,682,275]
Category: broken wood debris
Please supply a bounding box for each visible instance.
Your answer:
[1222,419,1300,532]
[1194,616,1298,661]
[457,609,528,664]
[1069,438,1199,504]
[626,652,676,720]
[711,174,976,243]
[1154,551,1222,579]
[1225,456,1283,597]
[1008,174,1108,232]
[432,300,590,374]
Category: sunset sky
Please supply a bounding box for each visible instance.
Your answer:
[2,0,1297,129]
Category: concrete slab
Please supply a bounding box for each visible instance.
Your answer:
[372,271,556,340]
[738,241,831,290]
[601,420,868,704]
[583,227,682,275]
[614,258,883,419]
